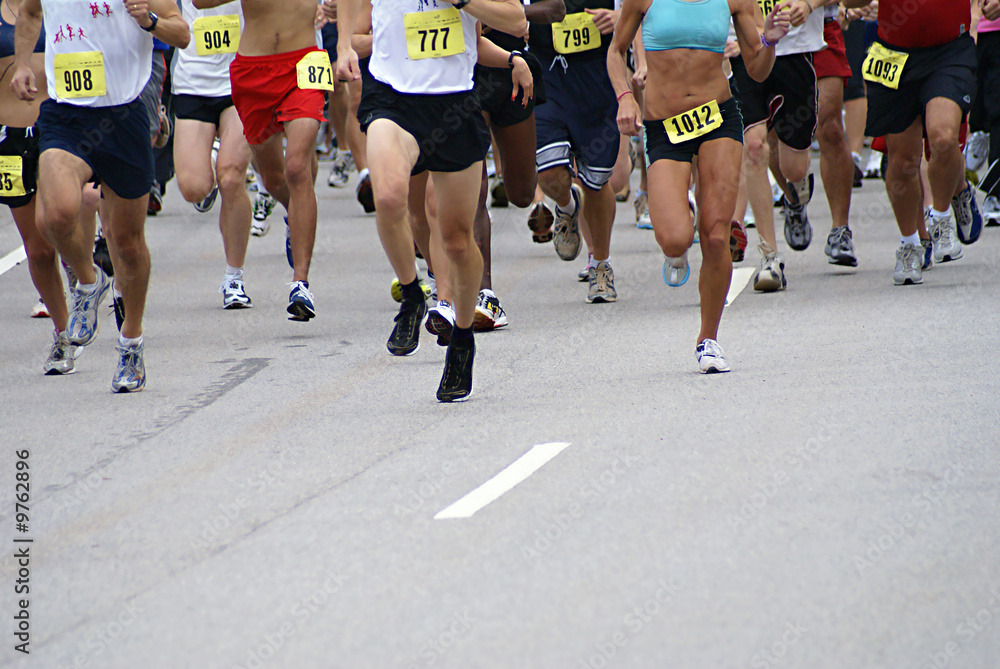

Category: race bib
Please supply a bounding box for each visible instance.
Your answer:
[295,51,335,91]
[0,156,25,198]
[403,8,465,60]
[664,99,723,144]
[863,42,909,90]
[194,15,240,56]
[756,0,789,16]
[53,52,107,100]
[552,13,598,55]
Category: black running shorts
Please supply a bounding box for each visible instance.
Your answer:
[730,52,818,151]
[174,94,235,127]
[0,126,39,209]
[644,97,744,165]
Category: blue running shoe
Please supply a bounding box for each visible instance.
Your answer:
[663,253,690,287]
[287,281,316,321]
[111,338,146,393]
[68,265,111,346]
[952,181,983,245]
[284,217,294,269]
[921,239,933,271]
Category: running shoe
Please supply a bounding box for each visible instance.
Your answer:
[153,104,171,149]
[752,241,786,292]
[286,280,315,321]
[921,238,933,271]
[220,275,252,309]
[194,185,219,213]
[663,253,690,287]
[577,256,592,282]
[63,261,78,292]
[983,195,1000,227]
[111,338,145,393]
[284,217,294,269]
[634,190,652,229]
[68,265,111,346]
[782,196,812,251]
[744,207,756,229]
[928,212,963,263]
[553,185,583,261]
[852,152,863,188]
[93,235,114,277]
[437,336,475,403]
[696,339,730,374]
[491,179,508,208]
[253,191,276,224]
[586,260,617,303]
[148,182,163,216]
[43,330,75,376]
[245,169,257,191]
[864,150,883,179]
[730,219,747,263]
[328,151,351,188]
[824,225,858,267]
[951,181,983,245]
[250,217,270,237]
[390,275,432,303]
[426,299,455,346]
[527,202,554,243]
[31,299,50,319]
[357,170,375,213]
[689,190,699,243]
[893,242,923,286]
[388,297,427,356]
[111,292,125,332]
[427,273,437,302]
[474,289,508,331]
[965,131,989,173]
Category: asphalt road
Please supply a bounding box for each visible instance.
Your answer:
[1,155,998,669]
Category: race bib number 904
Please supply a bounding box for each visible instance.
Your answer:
[862,42,909,90]
[552,13,598,55]
[53,52,107,100]
[404,8,465,60]
[194,15,240,56]
[296,51,335,91]
[664,99,723,144]
[0,156,26,198]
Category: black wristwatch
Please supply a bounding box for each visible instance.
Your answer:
[142,12,159,32]
[454,0,471,9]
[508,50,522,68]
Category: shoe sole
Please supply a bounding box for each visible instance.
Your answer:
[437,388,473,403]
[936,252,963,263]
[287,301,315,321]
[700,366,731,374]
[113,383,145,393]
[826,252,858,267]
[426,312,453,346]
[357,183,376,213]
[894,277,923,285]
[586,294,617,303]
[527,206,554,244]
[729,223,748,263]
[753,274,784,292]
[224,301,253,310]
[44,367,76,376]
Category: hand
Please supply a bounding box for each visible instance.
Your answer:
[763,2,792,43]
[631,62,646,90]
[336,48,360,82]
[786,0,811,28]
[123,0,153,28]
[723,38,741,58]
[322,0,338,22]
[315,4,328,28]
[616,92,642,137]
[510,56,533,107]
[10,64,37,102]
[584,8,617,35]
[983,0,1000,22]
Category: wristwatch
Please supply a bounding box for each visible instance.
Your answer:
[142,12,159,32]
[454,0,471,9]
[508,50,523,68]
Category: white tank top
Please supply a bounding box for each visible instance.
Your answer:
[43,0,153,107]
[369,0,479,95]
[173,1,244,98]
[775,8,825,57]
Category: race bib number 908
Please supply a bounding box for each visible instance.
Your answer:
[0,156,26,198]
[404,8,465,60]
[664,99,723,144]
[53,52,107,100]
[194,15,240,56]
[296,51,335,91]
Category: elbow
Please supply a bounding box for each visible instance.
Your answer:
[511,16,528,36]
[551,3,566,22]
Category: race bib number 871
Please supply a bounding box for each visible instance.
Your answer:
[53,52,107,100]
[296,51,335,91]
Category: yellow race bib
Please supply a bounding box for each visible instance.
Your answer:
[403,8,465,60]
[53,52,107,100]
[664,99,723,144]
[0,156,26,198]
[296,51,335,91]
[862,42,909,90]
[552,13,598,55]
[194,15,240,56]
[756,0,789,17]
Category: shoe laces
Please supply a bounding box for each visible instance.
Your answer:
[115,343,142,374]
[698,339,723,359]
[757,240,777,262]
[441,343,473,387]
[220,273,245,294]
[829,226,852,249]
[899,244,920,271]
[288,281,314,302]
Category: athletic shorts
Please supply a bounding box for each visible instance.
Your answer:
[0,127,39,209]
[534,55,618,190]
[972,31,1000,132]
[865,34,977,138]
[643,97,744,165]
[814,20,852,85]
[139,51,167,140]
[36,98,155,200]
[174,94,234,126]
[472,51,545,128]
[730,52,817,151]
[322,22,338,62]
[843,19,868,101]
[358,77,491,175]
[230,47,327,145]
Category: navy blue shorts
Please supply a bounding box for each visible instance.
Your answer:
[534,55,618,191]
[36,99,155,200]
[322,23,338,65]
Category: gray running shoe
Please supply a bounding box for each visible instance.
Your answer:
[586,260,617,303]
[782,197,812,251]
[112,339,146,393]
[920,239,933,271]
[929,212,963,263]
[893,242,923,286]
[824,226,858,267]
[68,265,111,346]
[553,185,582,261]
[752,241,786,292]
[43,330,75,376]
[328,151,351,188]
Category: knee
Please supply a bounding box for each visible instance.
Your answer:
[24,237,56,268]
[925,125,959,159]
[654,224,694,259]
[744,137,769,169]
[216,162,246,196]
[259,167,286,194]
[373,179,408,218]
[505,178,536,208]
[818,115,845,148]
[284,156,312,188]
[440,227,473,258]
[111,232,147,266]
[177,175,213,204]
[537,167,569,196]
[698,218,730,258]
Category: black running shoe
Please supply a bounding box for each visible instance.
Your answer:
[387,298,426,356]
[357,173,375,213]
[437,337,475,402]
[93,236,114,277]
[112,294,125,332]
[147,182,163,216]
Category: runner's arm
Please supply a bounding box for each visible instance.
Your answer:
[10,0,43,101]
[335,0,363,81]
[732,0,790,82]
[608,0,645,136]
[477,33,533,104]
[525,0,566,25]
[141,0,191,48]
[446,0,527,38]
[983,0,1000,22]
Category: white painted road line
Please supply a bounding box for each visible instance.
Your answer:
[434,442,571,520]
[725,267,756,307]
[0,246,26,277]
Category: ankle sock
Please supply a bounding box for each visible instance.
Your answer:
[451,325,473,343]
[119,335,142,348]
[400,277,424,302]
[901,233,920,247]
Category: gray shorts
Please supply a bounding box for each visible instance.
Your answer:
[139,51,167,140]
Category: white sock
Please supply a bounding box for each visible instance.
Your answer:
[590,256,607,269]
[78,281,97,294]
[359,167,370,180]
[901,233,920,247]
[225,265,243,281]
[929,207,949,219]
[557,192,579,217]
[119,335,142,348]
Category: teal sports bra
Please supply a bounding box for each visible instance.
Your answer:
[641,0,731,54]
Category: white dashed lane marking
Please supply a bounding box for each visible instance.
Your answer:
[0,246,26,277]
[725,267,756,307]
[434,443,572,520]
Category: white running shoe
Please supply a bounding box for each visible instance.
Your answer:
[696,339,730,374]
[752,241,786,292]
[928,212,963,263]
[983,195,1000,226]
[864,150,883,179]
[965,131,990,173]
[474,289,509,331]
[31,299,50,318]
[220,275,253,309]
